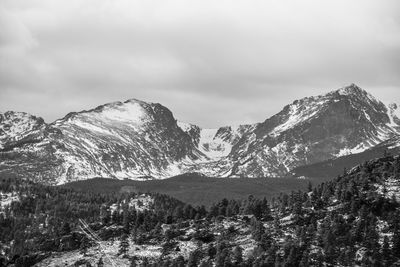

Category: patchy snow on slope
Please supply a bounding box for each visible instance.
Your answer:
[35,240,162,267]
[109,195,154,214]
[71,120,114,135]
[337,84,380,105]
[0,112,44,149]
[394,106,400,120]
[387,103,400,128]
[270,99,328,136]
[59,101,150,132]
[128,194,154,212]
[198,128,233,159]
[0,192,19,210]
[376,177,400,201]
[177,121,193,133]
[336,144,369,157]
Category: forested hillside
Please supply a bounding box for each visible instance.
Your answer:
[1,155,400,266]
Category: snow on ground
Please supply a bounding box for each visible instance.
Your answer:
[376,219,392,246]
[34,240,162,267]
[0,192,19,210]
[376,177,400,200]
[173,241,198,259]
[198,128,233,159]
[128,194,154,212]
[234,234,257,258]
[327,203,343,212]
[109,194,154,213]
[279,214,294,226]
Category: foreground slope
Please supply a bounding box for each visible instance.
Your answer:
[1,155,399,266]
[1,84,399,184]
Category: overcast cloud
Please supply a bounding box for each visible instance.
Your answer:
[0,0,399,128]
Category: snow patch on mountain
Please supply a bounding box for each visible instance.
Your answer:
[70,120,114,135]
[198,128,233,159]
[270,99,328,136]
[388,103,400,127]
[177,121,194,133]
[0,111,45,149]
[99,100,148,124]
[2,84,400,183]
[336,145,369,157]
[338,84,376,99]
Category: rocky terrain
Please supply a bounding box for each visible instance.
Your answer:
[0,84,399,184]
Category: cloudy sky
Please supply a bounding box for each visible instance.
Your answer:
[0,0,399,128]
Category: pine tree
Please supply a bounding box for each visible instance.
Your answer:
[382,236,391,264]
[199,260,212,267]
[188,249,199,267]
[61,221,71,236]
[307,181,313,192]
[129,257,137,267]
[80,237,90,256]
[299,250,309,267]
[119,233,130,257]
[207,243,217,259]
[97,257,104,267]
[175,256,185,267]
[392,228,400,259]
[122,208,131,233]
[233,245,243,265]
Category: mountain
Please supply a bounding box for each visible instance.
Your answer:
[1,99,207,184]
[219,84,400,177]
[0,111,47,151]
[0,84,399,184]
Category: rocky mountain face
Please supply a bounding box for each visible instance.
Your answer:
[0,111,47,151]
[219,84,400,177]
[0,84,399,184]
[0,100,207,184]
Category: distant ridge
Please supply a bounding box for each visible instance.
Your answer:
[0,84,399,184]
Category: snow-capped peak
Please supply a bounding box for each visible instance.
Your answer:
[177,121,197,133]
[336,83,364,95]
[93,100,149,124]
[54,99,158,131]
[0,111,45,150]
[332,83,381,105]
[2,85,400,183]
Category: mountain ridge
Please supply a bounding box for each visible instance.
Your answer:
[0,84,399,184]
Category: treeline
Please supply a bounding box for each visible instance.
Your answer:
[151,155,400,266]
[1,155,400,266]
[0,177,206,266]
[198,155,400,267]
